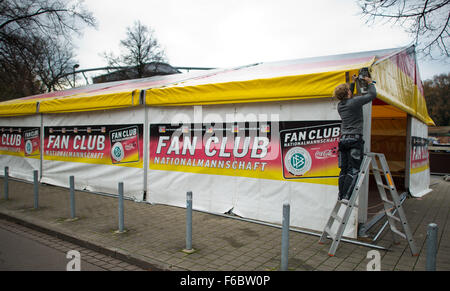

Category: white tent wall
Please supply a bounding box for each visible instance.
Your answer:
[41,107,145,201]
[146,104,236,213]
[407,116,431,197]
[0,114,41,181]
[147,99,359,238]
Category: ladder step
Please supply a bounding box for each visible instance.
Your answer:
[386,212,401,223]
[324,227,336,240]
[339,199,359,208]
[377,182,392,190]
[331,212,342,223]
[381,198,395,206]
[391,226,407,239]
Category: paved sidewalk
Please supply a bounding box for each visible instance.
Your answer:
[0,218,145,271]
[0,175,448,271]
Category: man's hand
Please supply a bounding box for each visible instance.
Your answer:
[364,76,372,84]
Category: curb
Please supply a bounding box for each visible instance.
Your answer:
[0,211,178,271]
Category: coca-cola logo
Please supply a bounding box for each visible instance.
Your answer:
[315,149,337,159]
[124,142,136,151]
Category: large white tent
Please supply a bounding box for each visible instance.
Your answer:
[0,46,433,238]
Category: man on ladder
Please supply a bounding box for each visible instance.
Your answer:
[333,71,376,204]
[323,70,419,257]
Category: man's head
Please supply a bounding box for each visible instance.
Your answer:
[333,83,352,101]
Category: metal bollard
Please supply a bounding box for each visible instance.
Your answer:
[33,170,39,209]
[281,203,290,271]
[4,167,9,200]
[118,182,124,233]
[426,223,438,271]
[69,176,76,219]
[184,191,194,253]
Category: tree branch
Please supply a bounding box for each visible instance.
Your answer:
[0,8,68,30]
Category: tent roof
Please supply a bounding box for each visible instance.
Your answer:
[0,70,211,116]
[145,47,396,105]
[0,46,433,125]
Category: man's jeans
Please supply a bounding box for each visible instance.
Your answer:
[338,135,364,200]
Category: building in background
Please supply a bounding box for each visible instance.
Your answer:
[92,62,180,84]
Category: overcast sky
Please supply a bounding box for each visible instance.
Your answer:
[74,0,449,81]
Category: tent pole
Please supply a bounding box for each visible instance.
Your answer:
[359,102,372,225]
[141,90,148,202]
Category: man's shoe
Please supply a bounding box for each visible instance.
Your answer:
[340,194,351,204]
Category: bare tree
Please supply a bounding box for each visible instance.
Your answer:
[424,73,450,126]
[103,20,167,79]
[0,0,96,99]
[34,38,78,91]
[0,34,41,98]
[358,0,450,59]
[0,0,95,43]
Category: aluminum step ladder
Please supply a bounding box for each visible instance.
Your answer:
[319,152,419,257]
